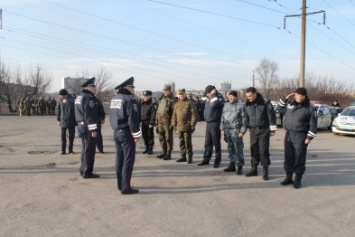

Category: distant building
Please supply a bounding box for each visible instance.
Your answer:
[220,81,232,97]
[62,77,90,95]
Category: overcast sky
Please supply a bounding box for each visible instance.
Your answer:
[1,0,355,92]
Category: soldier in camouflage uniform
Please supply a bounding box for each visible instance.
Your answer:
[155,85,177,160]
[171,89,198,164]
[39,97,46,115]
[220,91,247,175]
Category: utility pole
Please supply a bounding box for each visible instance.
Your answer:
[252,71,255,87]
[284,1,325,87]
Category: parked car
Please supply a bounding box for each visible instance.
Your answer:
[271,101,283,127]
[332,106,355,136]
[313,104,332,130]
[350,101,355,106]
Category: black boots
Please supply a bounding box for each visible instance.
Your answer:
[245,164,258,177]
[262,166,269,180]
[198,160,209,166]
[236,166,243,175]
[294,173,303,189]
[176,156,187,162]
[156,150,166,159]
[280,172,294,186]
[224,162,236,172]
[142,145,149,154]
[163,150,172,160]
[147,145,153,155]
[176,156,193,164]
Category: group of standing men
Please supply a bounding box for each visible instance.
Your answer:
[150,84,317,190]
[18,96,57,116]
[57,76,317,196]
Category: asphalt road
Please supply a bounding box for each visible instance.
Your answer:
[0,116,354,237]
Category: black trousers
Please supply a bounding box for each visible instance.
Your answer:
[141,122,154,146]
[61,126,75,153]
[77,125,97,175]
[114,129,136,192]
[96,123,103,152]
[249,127,271,167]
[203,122,221,164]
[284,130,308,174]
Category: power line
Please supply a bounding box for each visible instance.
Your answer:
[147,0,281,29]
[322,0,355,28]
[41,0,229,56]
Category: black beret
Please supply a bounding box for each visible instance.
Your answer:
[59,89,68,95]
[115,77,135,90]
[295,87,308,96]
[228,90,238,97]
[143,90,152,96]
[205,85,215,94]
[81,77,96,87]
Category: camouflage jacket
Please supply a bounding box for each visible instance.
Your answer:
[220,101,247,134]
[171,98,198,132]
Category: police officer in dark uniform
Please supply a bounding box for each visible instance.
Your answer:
[109,77,141,195]
[74,77,100,179]
[140,90,157,155]
[57,89,77,155]
[277,87,317,189]
[198,85,225,168]
[244,87,276,180]
[96,98,105,154]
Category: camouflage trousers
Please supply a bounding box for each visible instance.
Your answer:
[225,129,245,166]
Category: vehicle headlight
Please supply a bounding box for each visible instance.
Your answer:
[332,119,338,126]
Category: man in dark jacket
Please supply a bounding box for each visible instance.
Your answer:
[57,89,77,155]
[198,85,225,168]
[140,90,157,155]
[277,87,317,189]
[244,87,276,180]
[109,77,141,195]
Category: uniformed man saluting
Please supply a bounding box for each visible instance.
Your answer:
[109,77,141,195]
[74,77,100,179]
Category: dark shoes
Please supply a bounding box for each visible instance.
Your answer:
[236,166,243,175]
[198,160,209,166]
[245,164,258,177]
[156,152,166,159]
[176,157,187,162]
[262,166,269,180]
[83,173,100,179]
[61,152,66,155]
[294,174,303,189]
[121,188,139,195]
[280,172,294,186]
[69,151,75,154]
[224,162,236,172]
[213,162,220,168]
[163,151,172,160]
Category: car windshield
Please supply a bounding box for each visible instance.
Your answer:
[341,107,355,116]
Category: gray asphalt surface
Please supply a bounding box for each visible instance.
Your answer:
[0,116,355,237]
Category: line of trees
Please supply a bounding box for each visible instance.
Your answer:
[0,60,114,113]
[254,58,354,106]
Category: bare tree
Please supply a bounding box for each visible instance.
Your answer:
[255,58,279,98]
[0,60,52,113]
[81,66,114,102]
